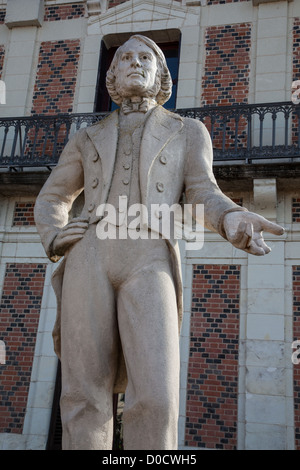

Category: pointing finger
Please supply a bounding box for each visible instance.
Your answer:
[259,218,285,236]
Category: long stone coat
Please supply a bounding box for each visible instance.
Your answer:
[34,105,244,392]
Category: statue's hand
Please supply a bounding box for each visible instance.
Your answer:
[52,217,89,257]
[223,211,285,256]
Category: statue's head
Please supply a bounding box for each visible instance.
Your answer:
[106,35,173,106]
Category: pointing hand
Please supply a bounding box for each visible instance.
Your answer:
[223,211,285,256]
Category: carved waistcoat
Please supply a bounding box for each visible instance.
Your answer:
[106,112,148,226]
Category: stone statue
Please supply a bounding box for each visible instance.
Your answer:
[34,35,284,450]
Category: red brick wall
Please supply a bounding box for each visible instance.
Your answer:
[293,19,300,81]
[292,198,300,223]
[201,24,251,150]
[44,4,85,21]
[293,266,300,450]
[0,9,5,24]
[202,24,251,106]
[0,264,46,433]
[32,39,81,115]
[108,0,128,8]
[293,19,300,144]
[28,39,81,157]
[185,265,240,449]
[232,198,243,207]
[13,202,35,226]
[207,0,250,4]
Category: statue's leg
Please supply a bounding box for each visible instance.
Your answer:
[117,255,180,450]
[59,230,119,450]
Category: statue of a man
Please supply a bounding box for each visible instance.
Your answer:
[34,35,284,450]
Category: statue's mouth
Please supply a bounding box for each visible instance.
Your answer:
[128,71,145,78]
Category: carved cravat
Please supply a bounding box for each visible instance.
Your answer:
[121,97,154,114]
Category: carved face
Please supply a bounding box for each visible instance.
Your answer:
[114,38,158,99]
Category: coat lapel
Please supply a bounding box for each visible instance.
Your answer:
[139,106,183,204]
[86,110,119,204]
[86,106,183,207]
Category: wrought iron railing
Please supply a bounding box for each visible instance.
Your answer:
[0,102,299,169]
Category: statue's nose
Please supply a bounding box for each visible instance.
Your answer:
[131,55,141,67]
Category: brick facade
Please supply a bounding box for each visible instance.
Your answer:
[293,266,300,450]
[207,0,250,4]
[185,265,240,450]
[232,198,243,207]
[185,265,240,449]
[28,40,81,157]
[293,19,300,144]
[107,0,181,8]
[32,39,81,115]
[293,19,300,82]
[292,198,300,223]
[202,24,251,150]
[108,0,128,8]
[107,0,181,7]
[0,9,5,24]
[12,202,35,226]
[44,4,86,21]
[0,264,46,433]
[202,24,251,106]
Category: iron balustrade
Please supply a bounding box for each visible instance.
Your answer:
[0,102,299,169]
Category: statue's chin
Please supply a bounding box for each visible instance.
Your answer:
[116,82,158,102]
[118,86,147,99]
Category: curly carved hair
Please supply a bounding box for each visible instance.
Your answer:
[106,35,173,106]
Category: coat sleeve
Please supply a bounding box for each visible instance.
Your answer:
[34,129,85,262]
[183,117,247,237]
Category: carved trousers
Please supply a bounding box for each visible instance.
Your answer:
[59,225,180,450]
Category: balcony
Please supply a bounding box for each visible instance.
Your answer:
[0,101,299,171]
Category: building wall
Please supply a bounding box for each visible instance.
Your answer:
[0,0,299,450]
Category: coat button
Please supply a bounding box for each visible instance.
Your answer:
[92,177,99,188]
[159,154,167,165]
[92,153,99,162]
[88,203,95,212]
[156,182,164,192]
[122,178,129,185]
